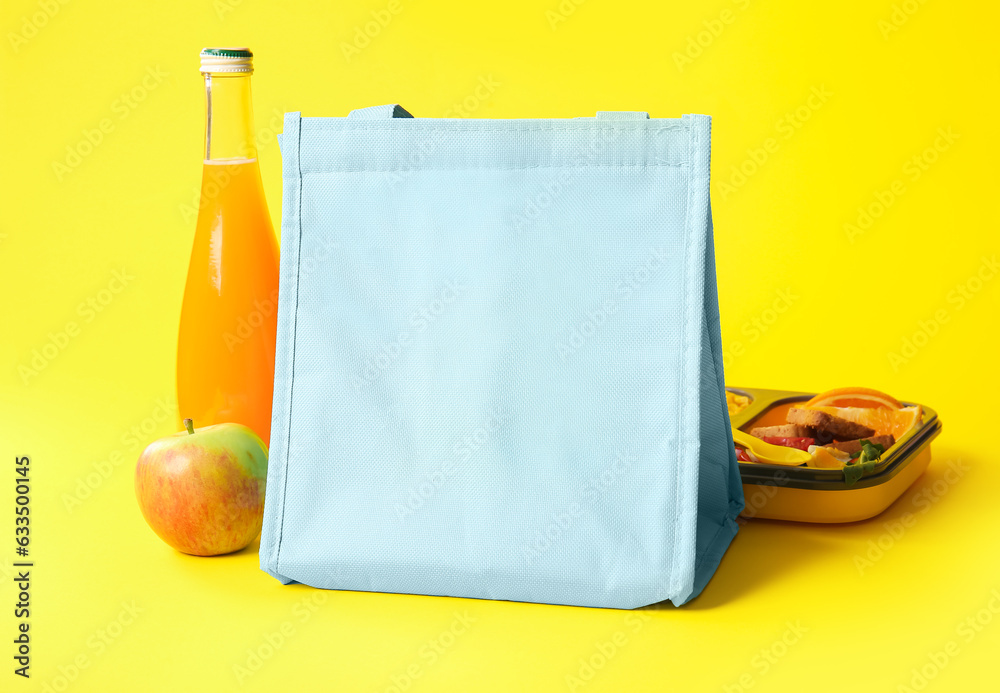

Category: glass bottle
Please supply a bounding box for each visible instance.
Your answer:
[177,48,279,444]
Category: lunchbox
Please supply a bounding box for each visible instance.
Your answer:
[727,387,943,523]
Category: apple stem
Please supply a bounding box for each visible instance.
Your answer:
[183,418,195,435]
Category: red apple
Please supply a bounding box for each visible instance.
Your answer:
[135,418,268,556]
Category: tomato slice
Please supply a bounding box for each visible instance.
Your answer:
[760,436,815,451]
[735,447,752,462]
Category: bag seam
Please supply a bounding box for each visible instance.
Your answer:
[299,124,688,133]
[296,163,688,173]
[693,514,738,574]
[665,122,695,598]
[678,117,706,600]
[273,115,305,574]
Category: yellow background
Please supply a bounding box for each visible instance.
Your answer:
[2,0,998,690]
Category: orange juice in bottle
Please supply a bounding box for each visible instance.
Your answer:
[177,48,279,444]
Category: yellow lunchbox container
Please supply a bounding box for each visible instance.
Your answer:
[728,387,942,523]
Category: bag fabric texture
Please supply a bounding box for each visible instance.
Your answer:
[260,105,743,609]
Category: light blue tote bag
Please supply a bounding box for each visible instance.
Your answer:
[260,105,743,609]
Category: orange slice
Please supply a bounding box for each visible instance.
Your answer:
[806,447,849,469]
[804,387,902,410]
[809,405,922,439]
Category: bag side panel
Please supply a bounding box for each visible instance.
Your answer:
[677,117,743,604]
[259,112,304,584]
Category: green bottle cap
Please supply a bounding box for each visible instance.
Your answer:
[200,47,253,74]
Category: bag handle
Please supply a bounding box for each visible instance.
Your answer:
[347,104,414,119]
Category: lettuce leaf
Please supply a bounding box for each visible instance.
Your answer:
[842,440,886,487]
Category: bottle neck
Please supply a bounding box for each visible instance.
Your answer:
[203,72,256,162]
